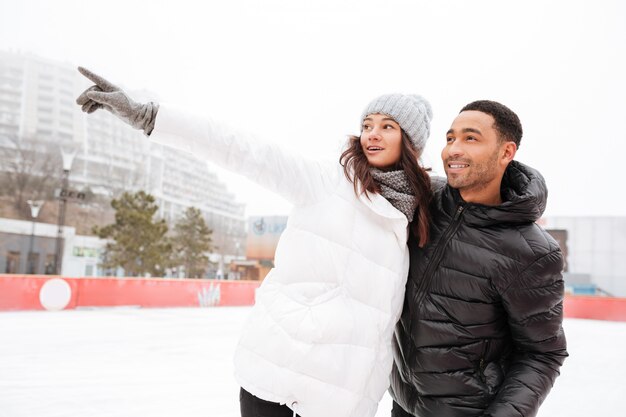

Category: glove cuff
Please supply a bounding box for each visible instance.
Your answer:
[142,102,160,136]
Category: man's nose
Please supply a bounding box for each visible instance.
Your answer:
[447,140,464,157]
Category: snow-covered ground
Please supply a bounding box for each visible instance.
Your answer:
[1,307,624,417]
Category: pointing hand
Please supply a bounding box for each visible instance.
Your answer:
[76,67,159,135]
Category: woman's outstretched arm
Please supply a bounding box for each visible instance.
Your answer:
[76,67,336,205]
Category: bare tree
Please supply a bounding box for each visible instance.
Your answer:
[0,135,61,216]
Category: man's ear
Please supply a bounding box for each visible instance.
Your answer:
[501,141,517,164]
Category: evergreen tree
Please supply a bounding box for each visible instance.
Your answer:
[172,207,213,278]
[94,191,171,277]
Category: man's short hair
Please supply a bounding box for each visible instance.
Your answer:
[460,100,523,148]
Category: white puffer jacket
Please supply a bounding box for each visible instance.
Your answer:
[150,104,410,417]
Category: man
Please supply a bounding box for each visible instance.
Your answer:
[390,100,568,417]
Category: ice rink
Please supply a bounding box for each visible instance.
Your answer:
[1,306,624,417]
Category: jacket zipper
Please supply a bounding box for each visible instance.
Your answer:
[478,358,486,382]
[478,339,490,383]
[413,204,465,307]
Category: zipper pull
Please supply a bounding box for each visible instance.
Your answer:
[454,205,465,220]
[479,358,486,382]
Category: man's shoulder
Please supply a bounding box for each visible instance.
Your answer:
[490,222,564,290]
[517,220,561,254]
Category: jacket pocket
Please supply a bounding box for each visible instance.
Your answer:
[476,339,504,398]
[476,339,490,383]
[284,282,344,306]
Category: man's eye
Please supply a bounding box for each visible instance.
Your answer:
[466,136,477,141]
[446,136,454,142]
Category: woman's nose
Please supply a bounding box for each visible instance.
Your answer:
[368,126,382,139]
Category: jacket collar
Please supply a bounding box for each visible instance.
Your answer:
[358,189,409,244]
[440,160,548,227]
[358,189,408,221]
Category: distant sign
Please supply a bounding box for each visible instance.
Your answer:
[72,246,98,258]
[246,216,287,260]
[54,188,87,201]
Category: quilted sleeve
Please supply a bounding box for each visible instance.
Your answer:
[150,103,337,205]
[483,248,568,417]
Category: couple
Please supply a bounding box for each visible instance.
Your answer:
[77,68,568,417]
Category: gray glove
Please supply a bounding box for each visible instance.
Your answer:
[76,67,159,135]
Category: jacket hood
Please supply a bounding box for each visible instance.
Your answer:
[443,160,548,227]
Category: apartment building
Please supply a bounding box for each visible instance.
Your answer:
[0,50,245,271]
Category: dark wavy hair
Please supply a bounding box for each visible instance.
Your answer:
[339,131,432,247]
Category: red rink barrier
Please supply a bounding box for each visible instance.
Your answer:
[563,295,626,322]
[2,275,626,320]
[0,274,260,311]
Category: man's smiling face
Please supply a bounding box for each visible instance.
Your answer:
[442,110,515,205]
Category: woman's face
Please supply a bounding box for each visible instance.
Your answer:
[360,113,403,169]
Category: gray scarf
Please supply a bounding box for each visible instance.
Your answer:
[370,169,417,222]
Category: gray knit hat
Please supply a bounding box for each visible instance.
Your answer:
[361,93,433,153]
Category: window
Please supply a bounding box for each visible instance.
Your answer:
[27,252,39,274]
[44,254,55,275]
[5,251,20,274]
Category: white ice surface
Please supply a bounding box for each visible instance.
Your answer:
[1,307,624,417]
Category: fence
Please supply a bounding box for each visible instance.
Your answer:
[1,275,626,322]
[0,274,259,311]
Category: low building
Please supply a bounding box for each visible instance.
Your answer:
[228,216,287,281]
[542,216,626,297]
[0,217,102,276]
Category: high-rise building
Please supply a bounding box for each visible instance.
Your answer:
[0,50,245,262]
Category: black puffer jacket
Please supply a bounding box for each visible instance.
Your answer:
[390,161,568,417]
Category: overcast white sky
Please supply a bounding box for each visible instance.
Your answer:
[1,0,624,217]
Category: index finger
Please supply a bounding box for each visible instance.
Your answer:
[77,66,117,91]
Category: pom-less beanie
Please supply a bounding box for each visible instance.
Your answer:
[361,93,433,153]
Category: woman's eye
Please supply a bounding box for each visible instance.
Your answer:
[362,124,372,130]
[384,124,394,129]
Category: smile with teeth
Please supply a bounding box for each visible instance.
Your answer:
[367,146,384,151]
[448,163,469,168]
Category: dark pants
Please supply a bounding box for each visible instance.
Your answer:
[391,400,414,417]
[240,388,300,417]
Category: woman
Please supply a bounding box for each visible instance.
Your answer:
[76,67,433,417]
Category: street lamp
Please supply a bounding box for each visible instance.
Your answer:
[53,145,77,276]
[26,199,44,274]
